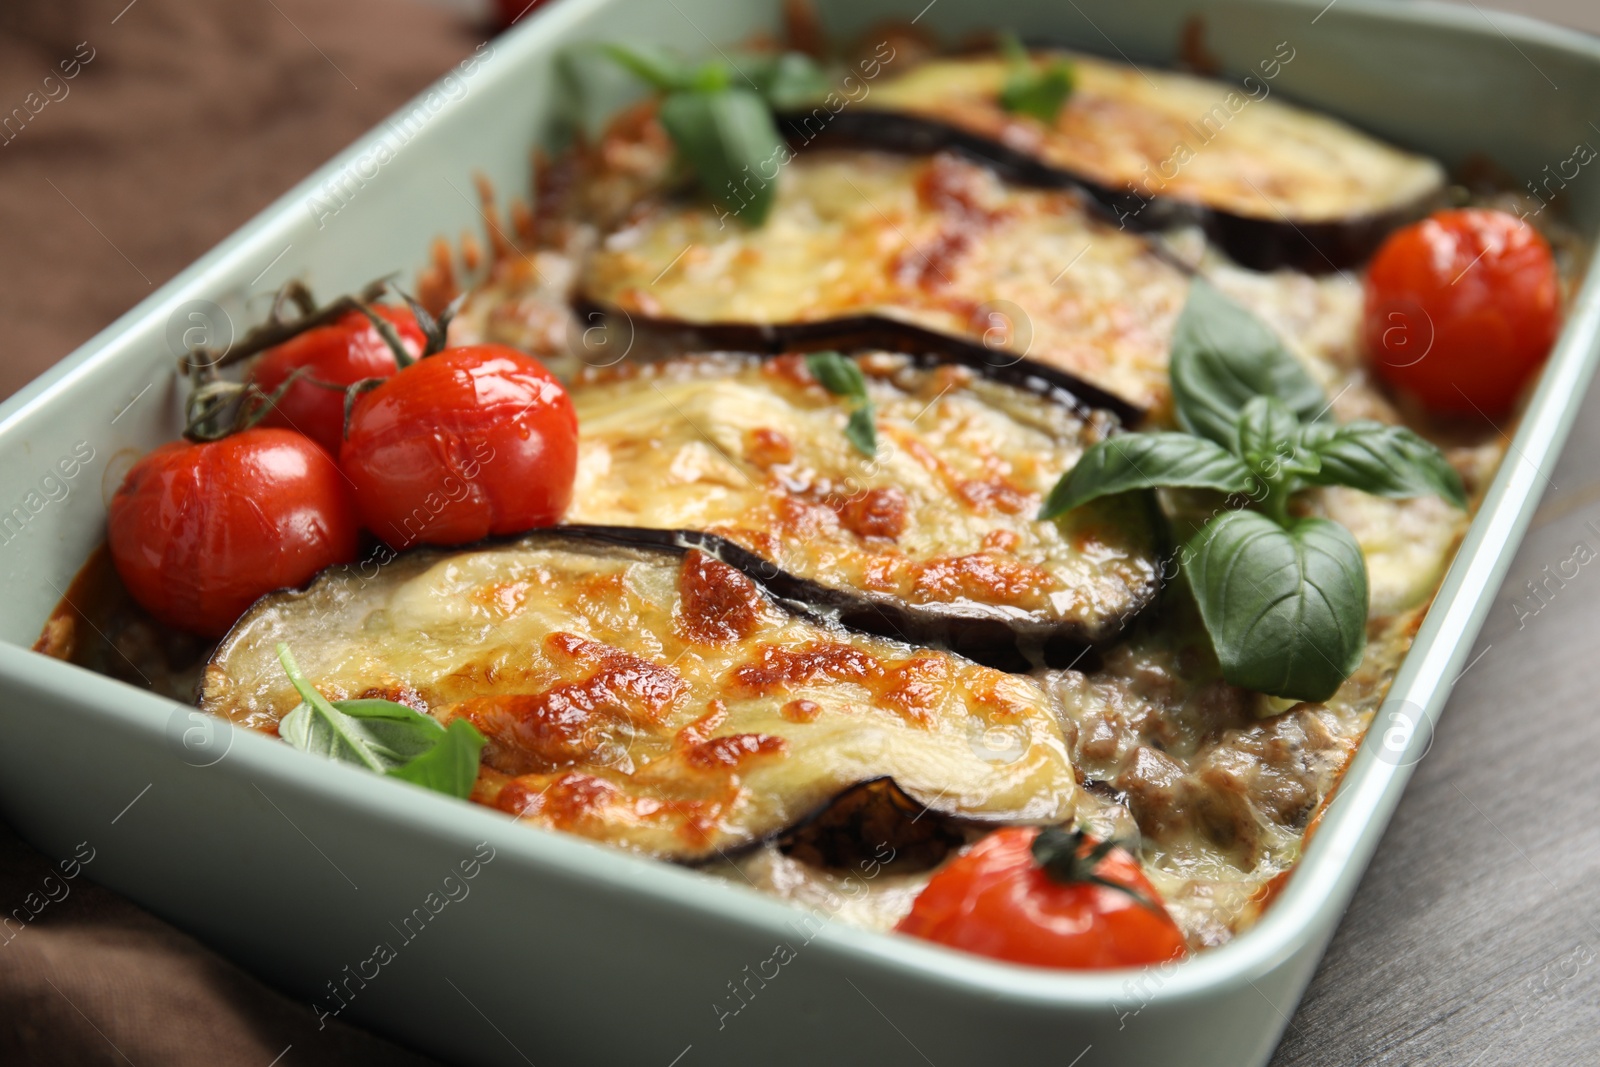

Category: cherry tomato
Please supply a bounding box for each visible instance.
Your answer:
[109,428,359,638]
[340,344,578,549]
[896,827,1187,969]
[250,306,425,456]
[1364,209,1560,416]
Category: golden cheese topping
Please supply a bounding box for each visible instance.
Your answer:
[859,52,1445,223]
[582,150,1191,412]
[200,535,1078,860]
[565,352,1161,643]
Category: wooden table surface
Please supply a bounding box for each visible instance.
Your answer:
[1269,401,1600,1066]
[1277,7,1600,1062]
[1,2,1597,1065]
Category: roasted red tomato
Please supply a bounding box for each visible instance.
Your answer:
[896,826,1187,969]
[109,428,359,638]
[340,344,578,549]
[1364,209,1560,417]
[250,306,426,455]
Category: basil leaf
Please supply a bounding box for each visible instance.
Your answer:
[1170,280,1326,448]
[657,87,785,226]
[1297,420,1467,509]
[844,406,878,457]
[1235,396,1320,480]
[279,699,444,771]
[745,51,831,110]
[806,351,867,399]
[601,44,700,92]
[688,63,733,94]
[276,645,444,773]
[1186,512,1368,703]
[1038,432,1254,519]
[998,35,1075,124]
[387,719,487,800]
[807,351,877,456]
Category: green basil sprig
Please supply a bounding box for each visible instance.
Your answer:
[275,644,485,799]
[998,33,1075,124]
[805,351,878,457]
[1040,280,1466,703]
[603,45,828,226]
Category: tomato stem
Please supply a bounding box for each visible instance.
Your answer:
[1031,826,1163,912]
[353,301,419,370]
[178,277,395,375]
[181,366,308,443]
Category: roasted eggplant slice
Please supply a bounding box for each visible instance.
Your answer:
[786,52,1446,272]
[201,531,1079,862]
[580,150,1190,414]
[563,352,1163,669]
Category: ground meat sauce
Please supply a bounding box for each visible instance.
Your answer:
[1035,605,1421,949]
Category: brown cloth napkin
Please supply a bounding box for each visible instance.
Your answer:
[0,0,483,1061]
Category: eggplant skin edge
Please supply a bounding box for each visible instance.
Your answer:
[566,524,1161,674]
[778,109,1445,274]
[569,297,1147,428]
[211,522,1161,688]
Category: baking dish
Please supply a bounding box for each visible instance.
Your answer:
[2,0,1598,1064]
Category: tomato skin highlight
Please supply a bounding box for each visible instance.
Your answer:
[340,345,578,549]
[896,827,1187,969]
[250,306,426,455]
[1364,209,1560,417]
[108,428,360,638]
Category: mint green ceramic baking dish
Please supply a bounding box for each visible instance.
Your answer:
[1,1,1596,1064]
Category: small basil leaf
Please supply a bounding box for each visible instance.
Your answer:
[806,352,876,457]
[745,51,831,110]
[387,719,488,800]
[657,88,785,226]
[999,31,1030,66]
[844,406,878,457]
[805,351,867,399]
[321,698,435,722]
[1003,66,1074,124]
[276,644,446,773]
[688,61,733,94]
[1038,433,1255,519]
[278,696,444,773]
[1235,396,1320,480]
[997,36,1075,124]
[1297,420,1468,509]
[602,44,699,92]
[1186,512,1368,703]
[1170,279,1326,448]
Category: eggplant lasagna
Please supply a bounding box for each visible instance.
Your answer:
[41,22,1580,963]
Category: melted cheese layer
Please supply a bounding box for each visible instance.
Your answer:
[566,353,1161,637]
[201,537,1078,861]
[859,52,1445,223]
[582,151,1190,412]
